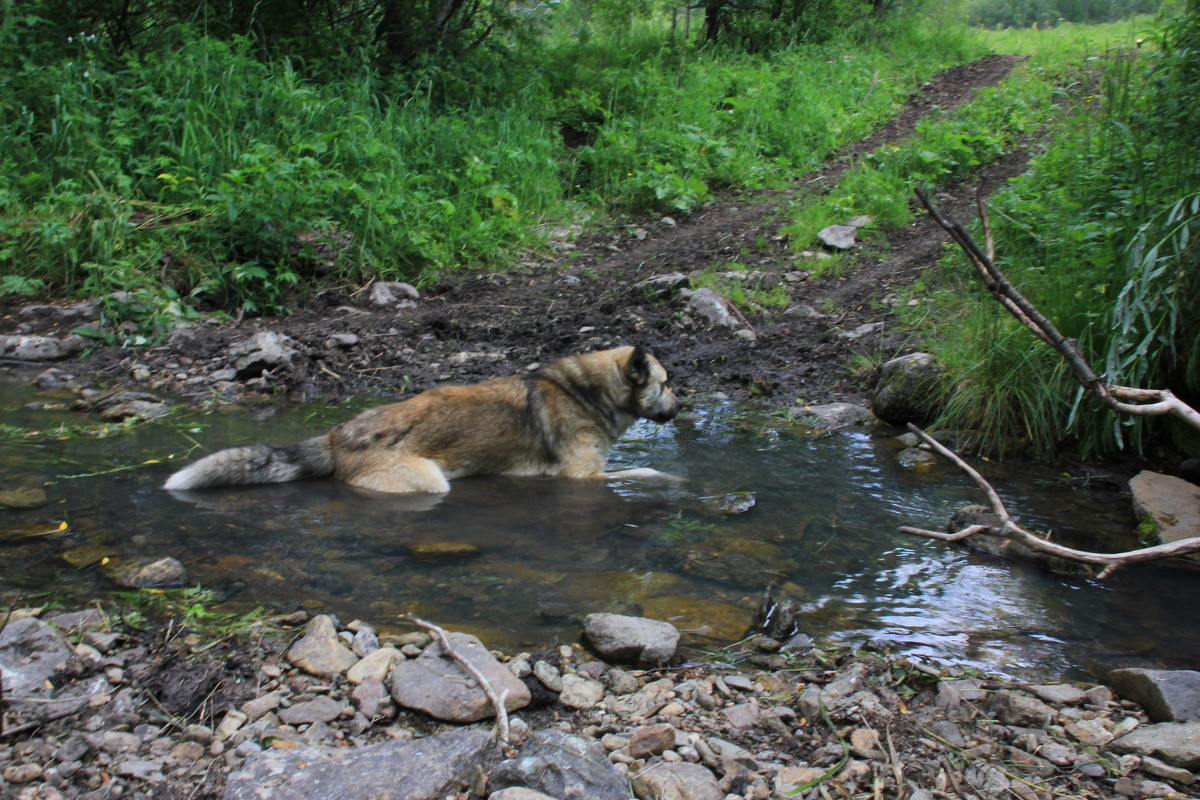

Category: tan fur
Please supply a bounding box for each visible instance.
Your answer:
[164,346,679,494]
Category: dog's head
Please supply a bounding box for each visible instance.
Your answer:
[624,346,680,424]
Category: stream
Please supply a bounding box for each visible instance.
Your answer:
[2,382,1196,681]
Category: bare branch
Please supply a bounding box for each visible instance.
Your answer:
[900,425,1200,578]
[914,188,1200,434]
[401,614,510,743]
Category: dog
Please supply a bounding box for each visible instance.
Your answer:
[164,346,680,494]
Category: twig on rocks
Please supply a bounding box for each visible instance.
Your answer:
[897,424,1200,577]
[401,614,511,744]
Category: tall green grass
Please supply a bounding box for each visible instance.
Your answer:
[0,11,982,332]
[907,13,1200,458]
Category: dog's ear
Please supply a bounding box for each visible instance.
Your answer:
[626,346,652,386]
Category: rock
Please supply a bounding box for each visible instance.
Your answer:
[559,674,606,709]
[0,617,73,714]
[1025,684,1089,706]
[347,646,402,684]
[228,331,298,379]
[0,333,87,361]
[722,702,761,730]
[101,556,189,588]
[1107,668,1200,722]
[683,288,739,329]
[872,352,945,426]
[490,789,561,800]
[1129,472,1200,546]
[629,724,677,759]
[0,487,48,508]
[350,678,392,719]
[1140,754,1196,784]
[369,281,420,307]
[1064,718,1114,747]
[352,625,380,657]
[1110,722,1200,770]
[533,659,563,691]
[240,692,282,722]
[817,224,859,250]
[607,668,640,695]
[631,761,723,800]
[324,332,359,349]
[222,728,498,800]
[286,615,359,677]
[100,399,172,421]
[583,613,680,667]
[634,273,689,298]
[408,541,481,560]
[839,322,884,341]
[278,696,346,725]
[490,729,630,800]
[774,766,826,795]
[388,631,531,722]
[789,402,878,430]
[699,492,756,515]
[658,537,796,590]
[991,691,1055,726]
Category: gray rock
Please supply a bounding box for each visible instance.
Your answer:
[1110,722,1200,770]
[629,724,677,759]
[490,789,561,800]
[388,631,531,722]
[240,692,282,722]
[583,613,679,668]
[990,691,1055,726]
[222,728,498,800]
[0,618,73,718]
[0,334,87,361]
[872,352,945,425]
[817,224,859,250]
[490,729,630,800]
[789,402,879,431]
[533,659,563,692]
[683,288,739,328]
[1140,754,1197,785]
[1107,668,1200,722]
[1026,684,1089,706]
[632,762,723,800]
[1129,472,1200,547]
[229,331,298,379]
[286,615,358,678]
[101,556,188,588]
[559,674,605,709]
[633,273,689,298]
[369,281,420,307]
[278,696,346,725]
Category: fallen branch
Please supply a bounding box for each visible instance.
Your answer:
[401,614,511,744]
[914,187,1200,433]
[897,424,1200,578]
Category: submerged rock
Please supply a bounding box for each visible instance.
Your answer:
[790,402,878,431]
[101,556,189,588]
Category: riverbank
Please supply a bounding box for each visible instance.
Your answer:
[2,604,1198,800]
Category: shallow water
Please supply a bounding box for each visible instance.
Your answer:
[2,383,1197,680]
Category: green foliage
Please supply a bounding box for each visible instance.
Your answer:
[692,263,792,309]
[913,12,1200,458]
[968,0,1160,29]
[784,68,1053,249]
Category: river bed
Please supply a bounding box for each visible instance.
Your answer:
[2,383,1196,681]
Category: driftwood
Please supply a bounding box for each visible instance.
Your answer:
[401,614,511,744]
[898,190,1200,577]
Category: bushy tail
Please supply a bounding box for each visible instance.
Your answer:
[164,435,334,490]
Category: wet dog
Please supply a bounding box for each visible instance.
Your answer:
[164,346,679,494]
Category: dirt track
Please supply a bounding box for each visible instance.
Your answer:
[2,55,1027,409]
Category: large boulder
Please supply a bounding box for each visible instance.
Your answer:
[1107,668,1200,723]
[222,728,499,800]
[582,613,679,667]
[0,334,87,361]
[871,352,945,426]
[1129,471,1200,547]
[1110,722,1200,770]
[0,617,111,722]
[388,631,530,722]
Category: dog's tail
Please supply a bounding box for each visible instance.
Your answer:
[163,435,334,490]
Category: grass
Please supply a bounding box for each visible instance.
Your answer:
[901,13,1200,458]
[0,11,985,337]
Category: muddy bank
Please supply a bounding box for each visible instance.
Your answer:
[2,605,1198,800]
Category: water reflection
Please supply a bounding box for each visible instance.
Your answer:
[2,387,1198,680]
